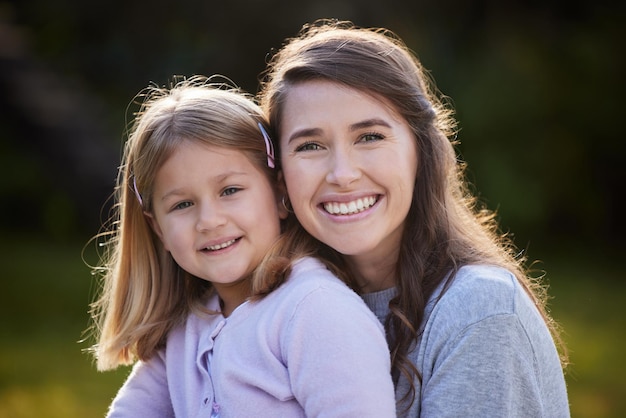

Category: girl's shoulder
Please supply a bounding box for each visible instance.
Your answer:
[167,292,224,346]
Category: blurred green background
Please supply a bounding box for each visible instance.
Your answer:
[1,0,624,417]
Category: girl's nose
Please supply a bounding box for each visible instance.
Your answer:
[195,203,227,232]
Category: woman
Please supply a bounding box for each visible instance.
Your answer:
[258,19,569,417]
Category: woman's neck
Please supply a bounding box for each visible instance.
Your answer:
[346,255,397,293]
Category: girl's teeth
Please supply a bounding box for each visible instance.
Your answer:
[207,239,236,251]
[324,196,376,215]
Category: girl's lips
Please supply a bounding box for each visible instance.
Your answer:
[322,195,378,215]
[201,237,240,252]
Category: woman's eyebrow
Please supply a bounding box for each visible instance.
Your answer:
[287,127,323,144]
[349,118,392,131]
[287,118,391,143]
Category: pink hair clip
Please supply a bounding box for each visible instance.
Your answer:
[258,122,275,168]
[132,175,143,206]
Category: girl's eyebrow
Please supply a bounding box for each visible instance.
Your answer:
[160,188,187,202]
[159,171,249,202]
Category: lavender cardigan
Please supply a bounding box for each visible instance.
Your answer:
[106,257,396,418]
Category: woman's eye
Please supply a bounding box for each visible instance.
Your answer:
[295,141,322,152]
[360,132,384,142]
[222,187,240,197]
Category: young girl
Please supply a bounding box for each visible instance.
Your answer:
[258,20,570,417]
[88,76,396,417]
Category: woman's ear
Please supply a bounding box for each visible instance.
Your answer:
[277,170,289,220]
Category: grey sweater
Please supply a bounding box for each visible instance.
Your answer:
[362,265,570,417]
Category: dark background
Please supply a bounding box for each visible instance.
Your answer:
[1,0,624,416]
[2,0,624,256]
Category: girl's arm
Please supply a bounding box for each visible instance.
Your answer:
[106,350,174,418]
[284,284,397,417]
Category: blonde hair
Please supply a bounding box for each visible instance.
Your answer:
[259,19,567,406]
[89,76,279,371]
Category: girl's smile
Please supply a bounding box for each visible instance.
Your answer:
[201,237,239,252]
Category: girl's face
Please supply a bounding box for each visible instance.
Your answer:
[148,141,284,294]
[279,80,418,278]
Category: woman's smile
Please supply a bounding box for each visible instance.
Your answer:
[322,195,378,216]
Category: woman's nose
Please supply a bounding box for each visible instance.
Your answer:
[325,149,361,187]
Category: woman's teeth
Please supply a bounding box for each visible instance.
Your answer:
[323,196,377,215]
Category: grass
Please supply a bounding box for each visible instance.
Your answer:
[0,236,131,418]
[546,257,626,417]
[0,236,623,417]
[0,334,130,418]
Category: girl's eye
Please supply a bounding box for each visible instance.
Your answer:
[173,201,193,211]
[360,132,384,142]
[222,186,241,197]
[294,141,322,152]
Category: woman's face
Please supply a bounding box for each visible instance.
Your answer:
[279,80,418,270]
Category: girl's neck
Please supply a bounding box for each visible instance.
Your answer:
[214,279,252,317]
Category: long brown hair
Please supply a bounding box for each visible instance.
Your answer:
[258,19,567,406]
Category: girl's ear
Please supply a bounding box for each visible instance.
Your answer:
[276,170,289,220]
[144,211,168,249]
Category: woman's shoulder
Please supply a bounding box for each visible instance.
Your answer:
[425,265,526,329]
[285,256,353,292]
[289,256,337,277]
[449,264,518,300]
[266,256,367,314]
